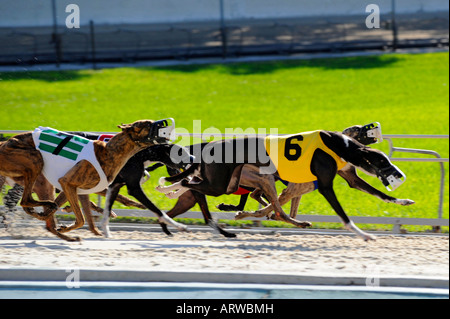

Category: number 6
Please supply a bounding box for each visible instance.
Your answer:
[284,135,303,161]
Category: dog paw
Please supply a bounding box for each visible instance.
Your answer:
[158,177,167,186]
[235,211,248,220]
[166,192,180,199]
[396,199,415,206]
[216,203,235,211]
[298,221,312,228]
[363,233,377,242]
[61,205,70,213]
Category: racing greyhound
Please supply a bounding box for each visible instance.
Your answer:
[156,129,413,241]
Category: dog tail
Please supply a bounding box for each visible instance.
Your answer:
[164,163,199,183]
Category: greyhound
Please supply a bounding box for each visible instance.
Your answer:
[99,143,195,238]
[0,119,180,241]
[216,123,384,213]
[156,130,413,241]
[1,137,194,239]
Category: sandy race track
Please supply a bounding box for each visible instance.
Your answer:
[0,221,448,282]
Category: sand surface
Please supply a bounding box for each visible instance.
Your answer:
[0,221,448,279]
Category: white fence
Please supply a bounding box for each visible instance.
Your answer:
[0,130,448,233]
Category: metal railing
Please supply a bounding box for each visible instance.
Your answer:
[0,130,448,233]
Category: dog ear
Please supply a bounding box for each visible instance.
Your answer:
[118,123,132,130]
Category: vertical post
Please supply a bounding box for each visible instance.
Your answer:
[219,0,227,59]
[51,0,62,67]
[391,0,398,51]
[89,20,97,70]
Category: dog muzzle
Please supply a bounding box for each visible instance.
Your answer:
[377,164,406,191]
[359,122,383,145]
[150,118,177,144]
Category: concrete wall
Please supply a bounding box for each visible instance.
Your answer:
[0,0,448,27]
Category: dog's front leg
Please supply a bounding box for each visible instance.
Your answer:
[79,195,102,236]
[56,180,85,237]
[43,192,82,241]
[338,166,415,206]
[101,183,124,238]
[56,163,93,239]
[318,181,376,241]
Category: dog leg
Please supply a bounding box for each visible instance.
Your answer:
[312,150,376,241]
[56,174,85,239]
[250,189,270,207]
[264,183,314,220]
[236,174,311,228]
[20,171,58,220]
[289,196,301,219]
[101,183,124,238]
[217,193,250,212]
[41,192,82,242]
[96,189,146,211]
[79,195,102,236]
[318,184,375,241]
[338,166,415,206]
[166,191,198,218]
[165,187,191,199]
[193,192,236,238]
[156,180,183,193]
[127,180,188,234]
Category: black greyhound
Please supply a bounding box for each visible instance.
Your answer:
[65,131,195,237]
[156,131,413,241]
[99,144,195,237]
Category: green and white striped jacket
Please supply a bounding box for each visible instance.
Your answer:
[32,127,109,194]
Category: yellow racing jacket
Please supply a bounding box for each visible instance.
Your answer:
[264,131,347,183]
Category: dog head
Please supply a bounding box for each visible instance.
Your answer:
[342,122,383,145]
[118,118,176,146]
[355,148,406,191]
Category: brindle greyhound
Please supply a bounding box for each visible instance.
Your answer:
[156,130,413,241]
[1,139,195,238]
[0,119,186,241]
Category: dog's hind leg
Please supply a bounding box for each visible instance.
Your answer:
[193,192,236,238]
[236,174,311,228]
[289,196,301,219]
[20,170,58,220]
[216,193,250,212]
[166,191,198,218]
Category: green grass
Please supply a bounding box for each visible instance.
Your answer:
[0,52,448,231]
